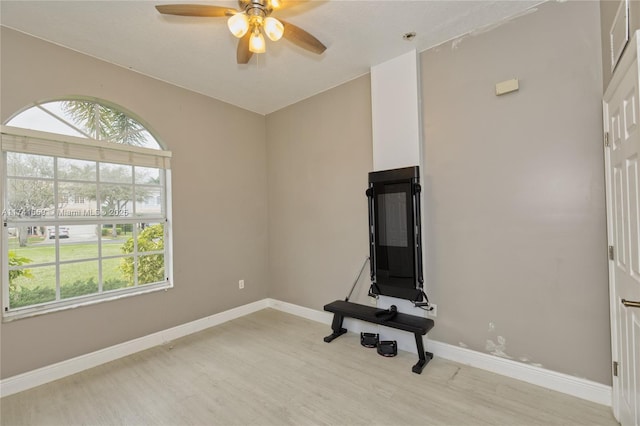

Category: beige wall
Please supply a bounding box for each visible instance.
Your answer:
[601,0,640,90]
[1,0,611,387]
[421,1,609,384]
[266,75,373,307]
[0,27,269,378]
[267,1,610,385]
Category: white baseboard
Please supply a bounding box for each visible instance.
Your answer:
[265,298,389,337]
[0,299,269,398]
[266,298,333,324]
[266,299,612,407]
[1,298,612,408]
[426,340,611,406]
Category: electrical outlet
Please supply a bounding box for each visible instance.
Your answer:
[427,303,437,318]
[238,279,245,289]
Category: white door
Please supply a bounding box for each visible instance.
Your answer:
[604,46,640,426]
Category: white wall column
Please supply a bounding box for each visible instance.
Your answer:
[370,50,426,353]
[371,50,422,171]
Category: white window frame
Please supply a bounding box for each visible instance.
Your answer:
[1,125,173,321]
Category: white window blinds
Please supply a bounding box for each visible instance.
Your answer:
[1,126,171,169]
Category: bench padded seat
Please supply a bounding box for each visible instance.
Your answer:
[324,300,434,335]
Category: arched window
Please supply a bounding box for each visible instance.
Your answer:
[2,99,172,319]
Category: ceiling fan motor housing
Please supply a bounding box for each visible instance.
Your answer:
[240,0,273,17]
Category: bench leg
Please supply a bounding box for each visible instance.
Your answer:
[411,333,434,374]
[324,313,347,343]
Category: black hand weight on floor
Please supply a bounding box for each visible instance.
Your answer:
[360,332,379,348]
[377,340,397,357]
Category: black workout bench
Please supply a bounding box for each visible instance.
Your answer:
[323,300,435,373]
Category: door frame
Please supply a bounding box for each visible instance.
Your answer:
[603,28,640,423]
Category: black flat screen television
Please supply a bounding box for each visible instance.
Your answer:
[367,166,424,302]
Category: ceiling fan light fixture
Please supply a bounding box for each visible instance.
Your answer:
[227,12,249,38]
[249,29,266,53]
[263,17,284,41]
[156,3,327,63]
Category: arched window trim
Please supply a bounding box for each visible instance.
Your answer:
[1,99,173,321]
[4,98,167,151]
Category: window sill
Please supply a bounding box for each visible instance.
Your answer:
[2,282,172,322]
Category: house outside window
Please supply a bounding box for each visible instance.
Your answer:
[1,99,173,320]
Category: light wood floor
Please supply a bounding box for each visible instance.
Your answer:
[1,309,617,426]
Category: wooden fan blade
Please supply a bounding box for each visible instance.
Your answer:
[237,32,253,64]
[155,4,235,17]
[280,20,326,55]
[271,1,313,11]
[269,0,286,10]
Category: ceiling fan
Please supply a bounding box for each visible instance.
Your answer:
[156,1,327,64]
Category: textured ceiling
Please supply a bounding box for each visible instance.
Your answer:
[1,0,545,115]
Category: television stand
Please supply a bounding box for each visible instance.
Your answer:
[323,300,435,373]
